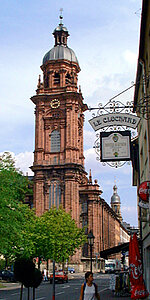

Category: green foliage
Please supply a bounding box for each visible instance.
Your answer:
[0,259,5,270]
[0,152,86,265]
[34,208,86,262]
[0,152,35,260]
[0,152,16,171]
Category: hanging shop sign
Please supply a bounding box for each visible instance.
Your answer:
[138,181,150,202]
[100,131,131,162]
[89,113,140,131]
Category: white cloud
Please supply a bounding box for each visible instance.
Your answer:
[0,151,34,176]
[123,50,137,66]
[15,152,34,175]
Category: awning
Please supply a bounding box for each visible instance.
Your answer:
[100,242,129,259]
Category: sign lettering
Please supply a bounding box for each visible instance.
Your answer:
[89,113,140,131]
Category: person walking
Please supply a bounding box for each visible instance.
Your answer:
[79,271,100,300]
[43,268,48,281]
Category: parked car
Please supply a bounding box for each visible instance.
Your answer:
[68,267,75,274]
[50,271,68,284]
[0,270,15,282]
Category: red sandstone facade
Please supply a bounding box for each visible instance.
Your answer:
[30,17,128,266]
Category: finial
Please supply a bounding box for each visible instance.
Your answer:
[37,75,41,88]
[59,8,63,25]
[89,169,92,184]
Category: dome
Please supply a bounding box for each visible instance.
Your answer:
[43,45,79,65]
[42,15,79,66]
[111,185,120,204]
[111,194,120,204]
[53,25,68,33]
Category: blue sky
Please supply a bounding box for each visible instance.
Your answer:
[0,0,142,226]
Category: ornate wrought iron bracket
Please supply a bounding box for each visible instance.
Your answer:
[88,98,150,120]
[88,99,141,168]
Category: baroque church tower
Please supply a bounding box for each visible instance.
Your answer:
[30,15,126,268]
[31,15,87,226]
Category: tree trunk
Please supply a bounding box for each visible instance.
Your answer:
[52,260,55,300]
[62,258,64,271]
[47,259,49,280]
[33,287,35,300]
[28,287,30,300]
[5,257,8,269]
[20,283,23,300]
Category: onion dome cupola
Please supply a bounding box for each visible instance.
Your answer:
[39,12,80,94]
[111,185,120,204]
[111,184,122,222]
[42,14,79,66]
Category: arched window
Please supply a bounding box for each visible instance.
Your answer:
[49,181,61,209]
[54,72,60,85]
[65,72,71,84]
[114,205,118,213]
[51,130,60,152]
[44,73,49,88]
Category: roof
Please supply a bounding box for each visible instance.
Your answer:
[100,239,141,259]
[42,18,79,66]
[100,242,129,259]
[43,45,79,65]
[111,185,120,204]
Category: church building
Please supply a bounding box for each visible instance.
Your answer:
[30,15,129,269]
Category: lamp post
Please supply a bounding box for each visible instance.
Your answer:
[52,260,55,300]
[87,230,95,273]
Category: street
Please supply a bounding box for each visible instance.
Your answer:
[0,273,131,300]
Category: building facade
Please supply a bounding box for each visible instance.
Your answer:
[30,15,130,269]
[132,0,150,294]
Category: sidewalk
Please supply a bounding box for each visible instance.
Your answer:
[100,288,131,299]
[0,282,20,290]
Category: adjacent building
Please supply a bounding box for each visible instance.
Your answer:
[132,0,150,294]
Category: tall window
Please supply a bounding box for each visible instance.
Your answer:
[49,181,61,209]
[65,72,71,84]
[51,130,60,152]
[54,72,60,85]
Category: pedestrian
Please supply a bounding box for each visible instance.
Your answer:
[79,271,100,300]
[43,268,48,281]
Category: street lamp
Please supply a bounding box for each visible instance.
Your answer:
[87,230,95,273]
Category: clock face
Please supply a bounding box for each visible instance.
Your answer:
[50,99,60,109]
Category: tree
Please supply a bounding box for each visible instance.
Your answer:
[0,152,35,261]
[14,258,42,300]
[0,152,86,266]
[34,208,86,263]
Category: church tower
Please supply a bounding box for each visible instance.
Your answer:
[31,14,87,226]
[111,184,122,222]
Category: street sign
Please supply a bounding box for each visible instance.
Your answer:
[138,201,149,209]
[138,181,150,202]
[100,131,131,162]
[89,113,140,131]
